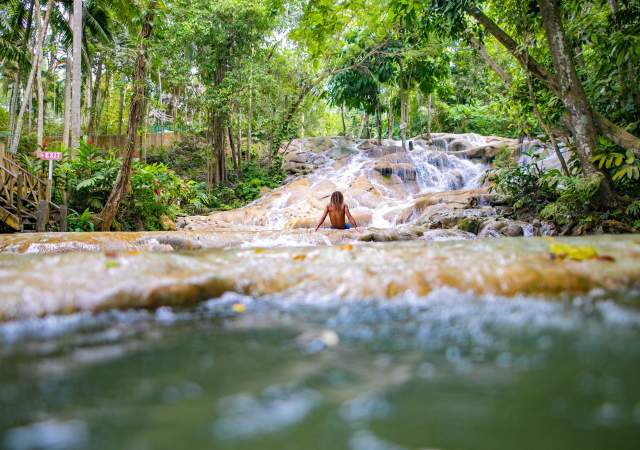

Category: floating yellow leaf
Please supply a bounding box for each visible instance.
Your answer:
[254,248,265,254]
[338,244,353,251]
[292,254,306,261]
[549,242,598,261]
[232,303,247,313]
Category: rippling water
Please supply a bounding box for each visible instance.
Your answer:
[2,291,640,450]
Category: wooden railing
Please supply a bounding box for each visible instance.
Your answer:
[0,146,66,232]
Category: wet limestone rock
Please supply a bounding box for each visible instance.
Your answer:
[2,235,639,321]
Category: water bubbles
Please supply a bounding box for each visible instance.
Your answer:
[213,386,321,440]
[349,430,408,450]
[4,419,89,450]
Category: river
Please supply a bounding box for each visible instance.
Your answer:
[1,134,639,450]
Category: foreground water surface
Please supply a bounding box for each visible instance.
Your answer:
[2,289,640,450]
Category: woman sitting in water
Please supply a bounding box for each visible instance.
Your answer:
[315,191,358,231]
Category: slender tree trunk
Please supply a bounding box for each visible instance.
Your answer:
[9,0,53,153]
[538,0,599,176]
[117,78,125,139]
[83,56,93,130]
[246,82,253,161]
[62,49,72,148]
[376,103,382,145]
[474,39,512,86]
[400,93,407,149]
[96,68,110,136]
[8,73,19,144]
[35,0,44,149]
[387,102,393,139]
[158,69,163,147]
[8,1,34,144]
[227,126,236,171]
[70,2,82,158]
[99,0,157,231]
[36,59,44,149]
[427,93,432,139]
[341,104,346,137]
[466,5,640,157]
[525,65,569,176]
[212,114,225,184]
[237,113,243,174]
[87,56,103,141]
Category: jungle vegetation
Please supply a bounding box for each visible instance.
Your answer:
[0,0,638,231]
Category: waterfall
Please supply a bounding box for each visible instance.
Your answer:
[251,135,488,230]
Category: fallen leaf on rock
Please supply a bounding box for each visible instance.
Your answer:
[232,303,247,313]
[338,244,353,251]
[254,248,265,254]
[549,242,598,261]
[292,254,306,261]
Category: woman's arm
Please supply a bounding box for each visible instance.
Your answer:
[345,205,358,228]
[315,206,329,231]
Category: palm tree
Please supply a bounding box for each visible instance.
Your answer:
[70,0,82,157]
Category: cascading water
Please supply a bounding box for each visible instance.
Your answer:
[239,136,489,231]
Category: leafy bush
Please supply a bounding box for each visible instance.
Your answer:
[47,140,209,231]
[539,174,602,225]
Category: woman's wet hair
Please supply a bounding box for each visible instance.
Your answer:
[330,191,344,206]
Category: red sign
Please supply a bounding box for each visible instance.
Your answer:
[39,151,62,160]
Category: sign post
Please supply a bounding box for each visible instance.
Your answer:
[38,151,62,204]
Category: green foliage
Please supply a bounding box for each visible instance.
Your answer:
[490,156,603,226]
[592,149,640,182]
[67,209,96,232]
[626,200,640,218]
[207,157,286,210]
[538,175,602,225]
[47,140,211,231]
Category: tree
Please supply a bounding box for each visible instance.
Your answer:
[98,0,158,230]
[8,0,53,153]
[70,0,83,157]
[537,0,601,178]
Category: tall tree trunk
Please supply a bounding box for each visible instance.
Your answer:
[237,112,243,174]
[246,82,253,161]
[70,1,82,158]
[82,55,93,130]
[525,64,570,176]
[227,126,236,171]
[36,58,44,149]
[35,0,44,149]
[538,0,600,177]
[62,48,72,148]
[427,93,432,139]
[341,104,346,137]
[466,6,640,157]
[387,102,393,139]
[96,68,110,137]
[212,114,225,184]
[117,78,125,139]
[158,69,163,148]
[376,103,382,145]
[9,0,53,153]
[8,73,19,144]
[99,1,157,231]
[87,56,103,141]
[8,0,34,145]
